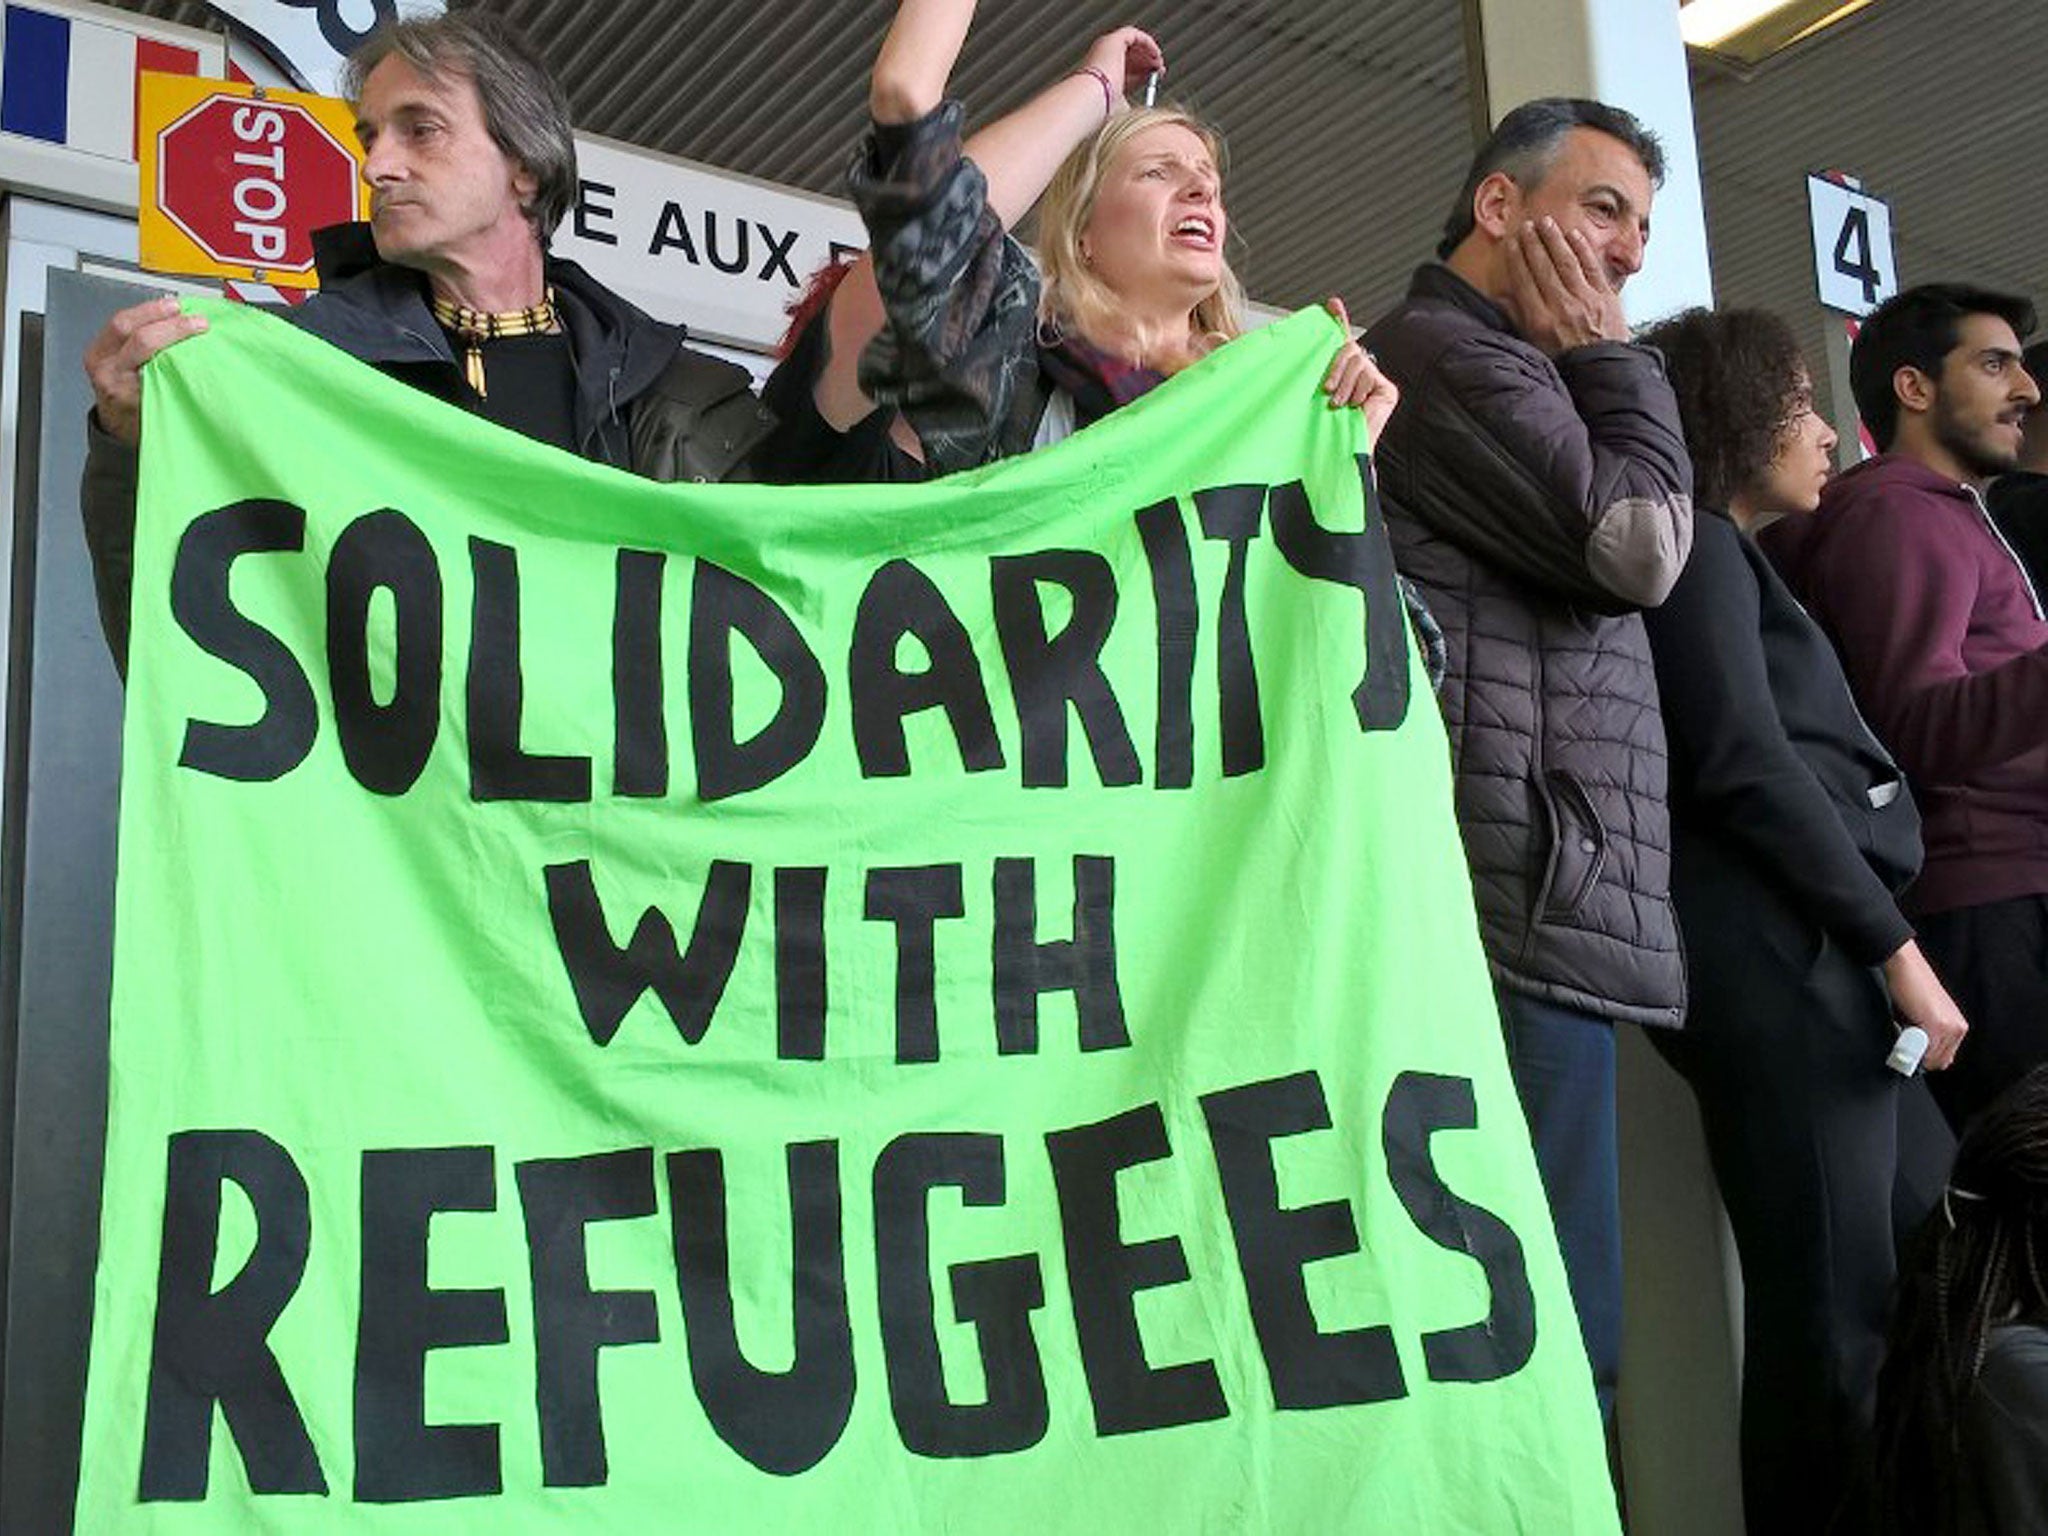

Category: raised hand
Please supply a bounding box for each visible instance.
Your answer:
[1078,27,1164,107]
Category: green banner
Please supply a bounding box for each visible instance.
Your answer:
[77,301,1617,1532]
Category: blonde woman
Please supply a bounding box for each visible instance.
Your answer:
[760,0,1395,479]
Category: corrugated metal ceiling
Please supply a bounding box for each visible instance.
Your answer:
[121,0,1477,322]
[1690,0,2047,405]
[485,0,1482,322]
[113,0,2048,398]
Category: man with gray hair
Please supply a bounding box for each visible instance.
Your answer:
[80,12,770,675]
[1365,97,1694,1422]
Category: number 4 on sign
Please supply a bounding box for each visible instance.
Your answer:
[1833,208,1883,308]
[1807,175,1897,318]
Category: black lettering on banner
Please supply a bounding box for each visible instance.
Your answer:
[467,537,592,802]
[873,1133,1049,1458]
[612,549,668,797]
[1382,1072,1537,1383]
[544,859,751,1046]
[829,240,863,265]
[140,1131,326,1499]
[1193,484,1268,778]
[666,1142,855,1475]
[647,200,699,262]
[775,866,830,1060]
[573,179,619,246]
[704,212,750,275]
[990,551,1141,789]
[864,864,967,1063]
[687,562,827,802]
[516,1148,662,1488]
[849,559,1004,779]
[326,509,441,796]
[1134,499,1197,790]
[1199,1072,1407,1410]
[992,855,1129,1056]
[1268,458,1410,732]
[755,222,800,285]
[354,1147,509,1502]
[1045,1104,1228,1435]
[172,499,318,782]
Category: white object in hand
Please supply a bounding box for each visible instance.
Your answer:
[1886,1025,1929,1077]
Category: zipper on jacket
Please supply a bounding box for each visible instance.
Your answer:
[1967,483,2046,620]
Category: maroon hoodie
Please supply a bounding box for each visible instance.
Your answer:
[1760,454,2048,915]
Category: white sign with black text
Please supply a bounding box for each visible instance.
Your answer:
[1807,175,1897,318]
[556,133,865,356]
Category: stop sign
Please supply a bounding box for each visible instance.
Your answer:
[155,93,360,276]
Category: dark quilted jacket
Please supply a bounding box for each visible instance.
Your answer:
[1366,265,1693,1027]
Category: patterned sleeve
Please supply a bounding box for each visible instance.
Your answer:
[850,100,1045,473]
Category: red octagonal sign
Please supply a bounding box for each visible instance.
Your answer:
[156,94,359,275]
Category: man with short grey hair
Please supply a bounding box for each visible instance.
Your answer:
[81,12,770,675]
[1365,96,1694,1422]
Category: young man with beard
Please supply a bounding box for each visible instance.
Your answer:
[1762,284,2046,1131]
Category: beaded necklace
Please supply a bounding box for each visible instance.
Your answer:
[429,288,559,399]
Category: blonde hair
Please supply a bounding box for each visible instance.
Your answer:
[1035,106,1246,367]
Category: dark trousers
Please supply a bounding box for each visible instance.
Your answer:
[1654,882,1952,1536]
[1495,989,1621,1422]
[1917,893,2048,1133]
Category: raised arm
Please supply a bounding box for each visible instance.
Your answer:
[868,0,976,126]
[806,7,1159,436]
[965,28,1159,226]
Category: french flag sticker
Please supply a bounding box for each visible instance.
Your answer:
[1,3,203,159]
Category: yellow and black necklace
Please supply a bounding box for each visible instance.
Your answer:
[430,288,559,400]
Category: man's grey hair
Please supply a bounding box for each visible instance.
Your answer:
[342,12,578,242]
[1437,97,1665,261]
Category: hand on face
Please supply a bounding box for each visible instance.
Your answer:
[1501,217,1629,357]
[83,296,209,448]
[1321,297,1400,442]
[1480,127,1649,355]
[1079,27,1164,104]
